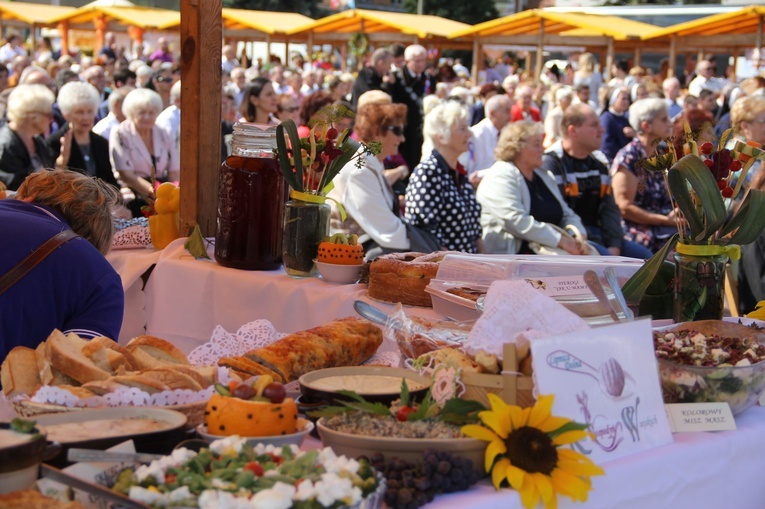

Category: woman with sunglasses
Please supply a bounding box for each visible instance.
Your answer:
[0,84,57,191]
[146,68,174,109]
[239,77,278,124]
[336,102,431,259]
[275,93,301,125]
[110,88,179,217]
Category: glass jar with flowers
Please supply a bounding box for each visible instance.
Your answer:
[276,105,379,277]
[623,127,765,322]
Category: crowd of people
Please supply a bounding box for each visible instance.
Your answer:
[2,32,765,350]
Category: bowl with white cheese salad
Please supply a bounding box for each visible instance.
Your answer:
[653,320,765,415]
[111,435,384,508]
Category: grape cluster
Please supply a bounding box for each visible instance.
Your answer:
[367,449,479,509]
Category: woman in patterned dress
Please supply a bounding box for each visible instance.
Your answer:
[610,98,676,253]
[405,101,482,253]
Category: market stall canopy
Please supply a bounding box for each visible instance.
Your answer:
[0,2,75,26]
[449,9,657,46]
[285,8,470,47]
[158,8,314,40]
[47,1,180,31]
[641,5,765,50]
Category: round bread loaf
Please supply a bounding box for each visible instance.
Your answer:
[368,251,450,307]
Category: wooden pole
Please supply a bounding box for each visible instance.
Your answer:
[471,36,480,84]
[633,45,641,67]
[284,38,289,66]
[605,37,614,82]
[534,20,544,82]
[266,35,271,63]
[757,15,763,72]
[179,0,222,237]
[668,36,676,79]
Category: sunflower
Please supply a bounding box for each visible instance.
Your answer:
[462,393,604,509]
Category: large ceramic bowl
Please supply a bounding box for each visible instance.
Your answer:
[299,366,431,406]
[196,418,314,448]
[0,423,59,493]
[317,419,487,475]
[654,320,765,416]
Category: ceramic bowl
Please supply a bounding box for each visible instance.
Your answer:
[317,419,487,475]
[196,418,314,448]
[299,366,431,406]
[315,260,363,284]
[0,423,59,493]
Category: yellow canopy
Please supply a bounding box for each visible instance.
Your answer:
[449,9,657,41]
[47,4,179,30]
[0,2,75,25]
[217,8,313,35]
[286,8,469,40]
[643,5,765,40]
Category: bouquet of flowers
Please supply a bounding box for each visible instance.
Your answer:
[623,125,765,320]
[275,104,380,216]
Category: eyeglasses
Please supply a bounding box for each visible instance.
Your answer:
[280,106,299,113]
[387,125,405,136]
[155,76,173,83]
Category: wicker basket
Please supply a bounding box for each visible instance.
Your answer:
[11,400,207,430]
[461,344,534,408]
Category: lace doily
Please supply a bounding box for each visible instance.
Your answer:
[27,366,236,407]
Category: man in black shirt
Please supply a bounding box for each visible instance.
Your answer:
[351,48,392,109]
[542,103,652,259]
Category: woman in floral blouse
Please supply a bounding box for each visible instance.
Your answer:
[610,98,676,253]
[405,101,482,253]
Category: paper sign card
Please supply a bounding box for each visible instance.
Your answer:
[531,319,674,464]
[521,276,590,297]
[665,403,736,432]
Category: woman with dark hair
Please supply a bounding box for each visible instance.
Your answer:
[600,86,634,162]
[296,90,333,137]
[145,68,173,109]
[239,76,278,124]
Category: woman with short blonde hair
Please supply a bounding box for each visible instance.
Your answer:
[478,121,590,255]
[0,84,57,191]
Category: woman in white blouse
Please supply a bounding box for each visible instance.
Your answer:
[110,88,179,216]
[338,102,412,258]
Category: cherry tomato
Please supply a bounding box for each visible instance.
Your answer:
[700,142,715,155]
[722,186,734,198]
[244,461,264,476]
[717,179,728,190]
[396,406,416,422]
[730,160,742,172]
[326,127,338,140]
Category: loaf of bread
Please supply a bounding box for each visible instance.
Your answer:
[220,317,382,382]
[368,251,452,307]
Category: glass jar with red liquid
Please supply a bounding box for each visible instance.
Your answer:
[215,123,285,270]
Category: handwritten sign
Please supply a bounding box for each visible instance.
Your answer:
[531,319,674,464]
[665,403,736,432]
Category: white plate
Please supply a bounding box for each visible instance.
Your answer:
[196,418,314,448]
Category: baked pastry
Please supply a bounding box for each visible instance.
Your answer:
[368,251,451,307]
[0,490,84,509]
[1,347,41,397]
[445,286,486,302]
[222,317,383,382]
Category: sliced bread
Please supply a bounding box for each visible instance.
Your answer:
[139,368,203,391]
[126,335,188,370]
[35,342,78,387]
[1,347,41,397]
[218,356,284,383]
[164,364,215,388]
[47,330,111,384]
[109,374,170,394]
[82,336,138,374]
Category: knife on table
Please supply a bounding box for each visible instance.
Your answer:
[39,463,149,509]
[67,448,163,464]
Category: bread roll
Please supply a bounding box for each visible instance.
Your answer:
[1,347,41,397]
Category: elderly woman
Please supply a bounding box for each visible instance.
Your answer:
[337,102,427,258]
[600,86,634,162]
[543,85,573,149]
[0,169,123,361]
[477,121,590,255]
[46,81,118,189]
[611,98,675,253]
[239,77,278,124]
[0,84,57,191]
[110,88,179,217]
[405,101,482,253]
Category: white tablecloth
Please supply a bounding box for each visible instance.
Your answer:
[143,238,436,354]
[106,247,162,345]
[424,405,765,509]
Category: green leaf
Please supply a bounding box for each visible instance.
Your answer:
[667,155,726,242]
[407,391,434,421]
[276,120,303,192]
[622,233,679,306]
[720,189,765,245]
[307,406,349,419]
[334,391,391,416]
[318,137,362,192]
[400,379,410,407]
[10,418,36,434]
[439,399,487,425]
[184,224,210,259]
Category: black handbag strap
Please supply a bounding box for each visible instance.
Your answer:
[0,229,79,296]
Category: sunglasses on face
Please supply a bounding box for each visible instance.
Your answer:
[387,125,405,136]
[155,76,173,83]
[280,106,299,113]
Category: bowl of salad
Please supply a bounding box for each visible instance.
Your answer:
[654,320,765,415]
